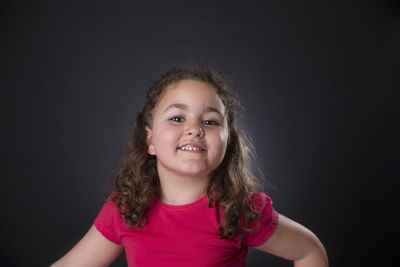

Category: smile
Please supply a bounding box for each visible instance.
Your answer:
[178,144,205,152]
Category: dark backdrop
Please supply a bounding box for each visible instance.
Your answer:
[1,1,399,266]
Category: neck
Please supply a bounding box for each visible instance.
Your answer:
[157,168,210,206]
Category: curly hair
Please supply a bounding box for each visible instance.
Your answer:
[108,62,263,240]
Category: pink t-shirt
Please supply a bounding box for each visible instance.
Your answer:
[94,192,279,267]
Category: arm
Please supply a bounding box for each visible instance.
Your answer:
[255,214,328,267]
[50,225,124,267]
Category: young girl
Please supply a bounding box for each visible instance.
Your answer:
[51,63,328,267]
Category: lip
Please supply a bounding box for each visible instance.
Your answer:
[177,142,206,152]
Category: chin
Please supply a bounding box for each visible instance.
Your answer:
[178,168,210,177]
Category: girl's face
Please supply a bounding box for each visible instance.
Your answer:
[146,79,229,179]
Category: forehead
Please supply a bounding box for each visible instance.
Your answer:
[156,79,226,112]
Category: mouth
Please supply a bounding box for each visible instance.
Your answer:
[177,144,206,152]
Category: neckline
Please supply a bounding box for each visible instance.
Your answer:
[154,194,208,210]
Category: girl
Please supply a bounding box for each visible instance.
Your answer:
[51,63,328,267]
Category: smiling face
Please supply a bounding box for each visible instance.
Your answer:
[146,79,229,180]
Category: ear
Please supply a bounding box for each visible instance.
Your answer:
[145,126,156,155]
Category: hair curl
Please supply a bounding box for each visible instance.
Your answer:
[108,62,263,240]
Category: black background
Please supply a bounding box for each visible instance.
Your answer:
[1,1,399,266]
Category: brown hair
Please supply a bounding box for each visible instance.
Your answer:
[109,62,263,240]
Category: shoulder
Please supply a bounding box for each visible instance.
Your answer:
[96,200,119,220]
[250,192,274,213]
[249,191,277,218]
[243,192,279,247]
[97,192,123,219]
[94,200,125,245]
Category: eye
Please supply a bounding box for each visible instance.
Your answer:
[202,120,219,126]
[170,116,184,123]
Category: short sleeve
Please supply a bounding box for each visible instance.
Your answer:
[243,192,279,247]
[94,201,123,245]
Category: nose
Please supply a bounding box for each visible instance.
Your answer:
[185,123,204,137]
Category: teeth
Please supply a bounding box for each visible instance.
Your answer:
[179,145,203,151]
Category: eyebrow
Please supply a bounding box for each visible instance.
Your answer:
[163,103,224,117]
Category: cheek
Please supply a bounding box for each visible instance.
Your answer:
[153,125,181,147]
[207,131,228,155]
